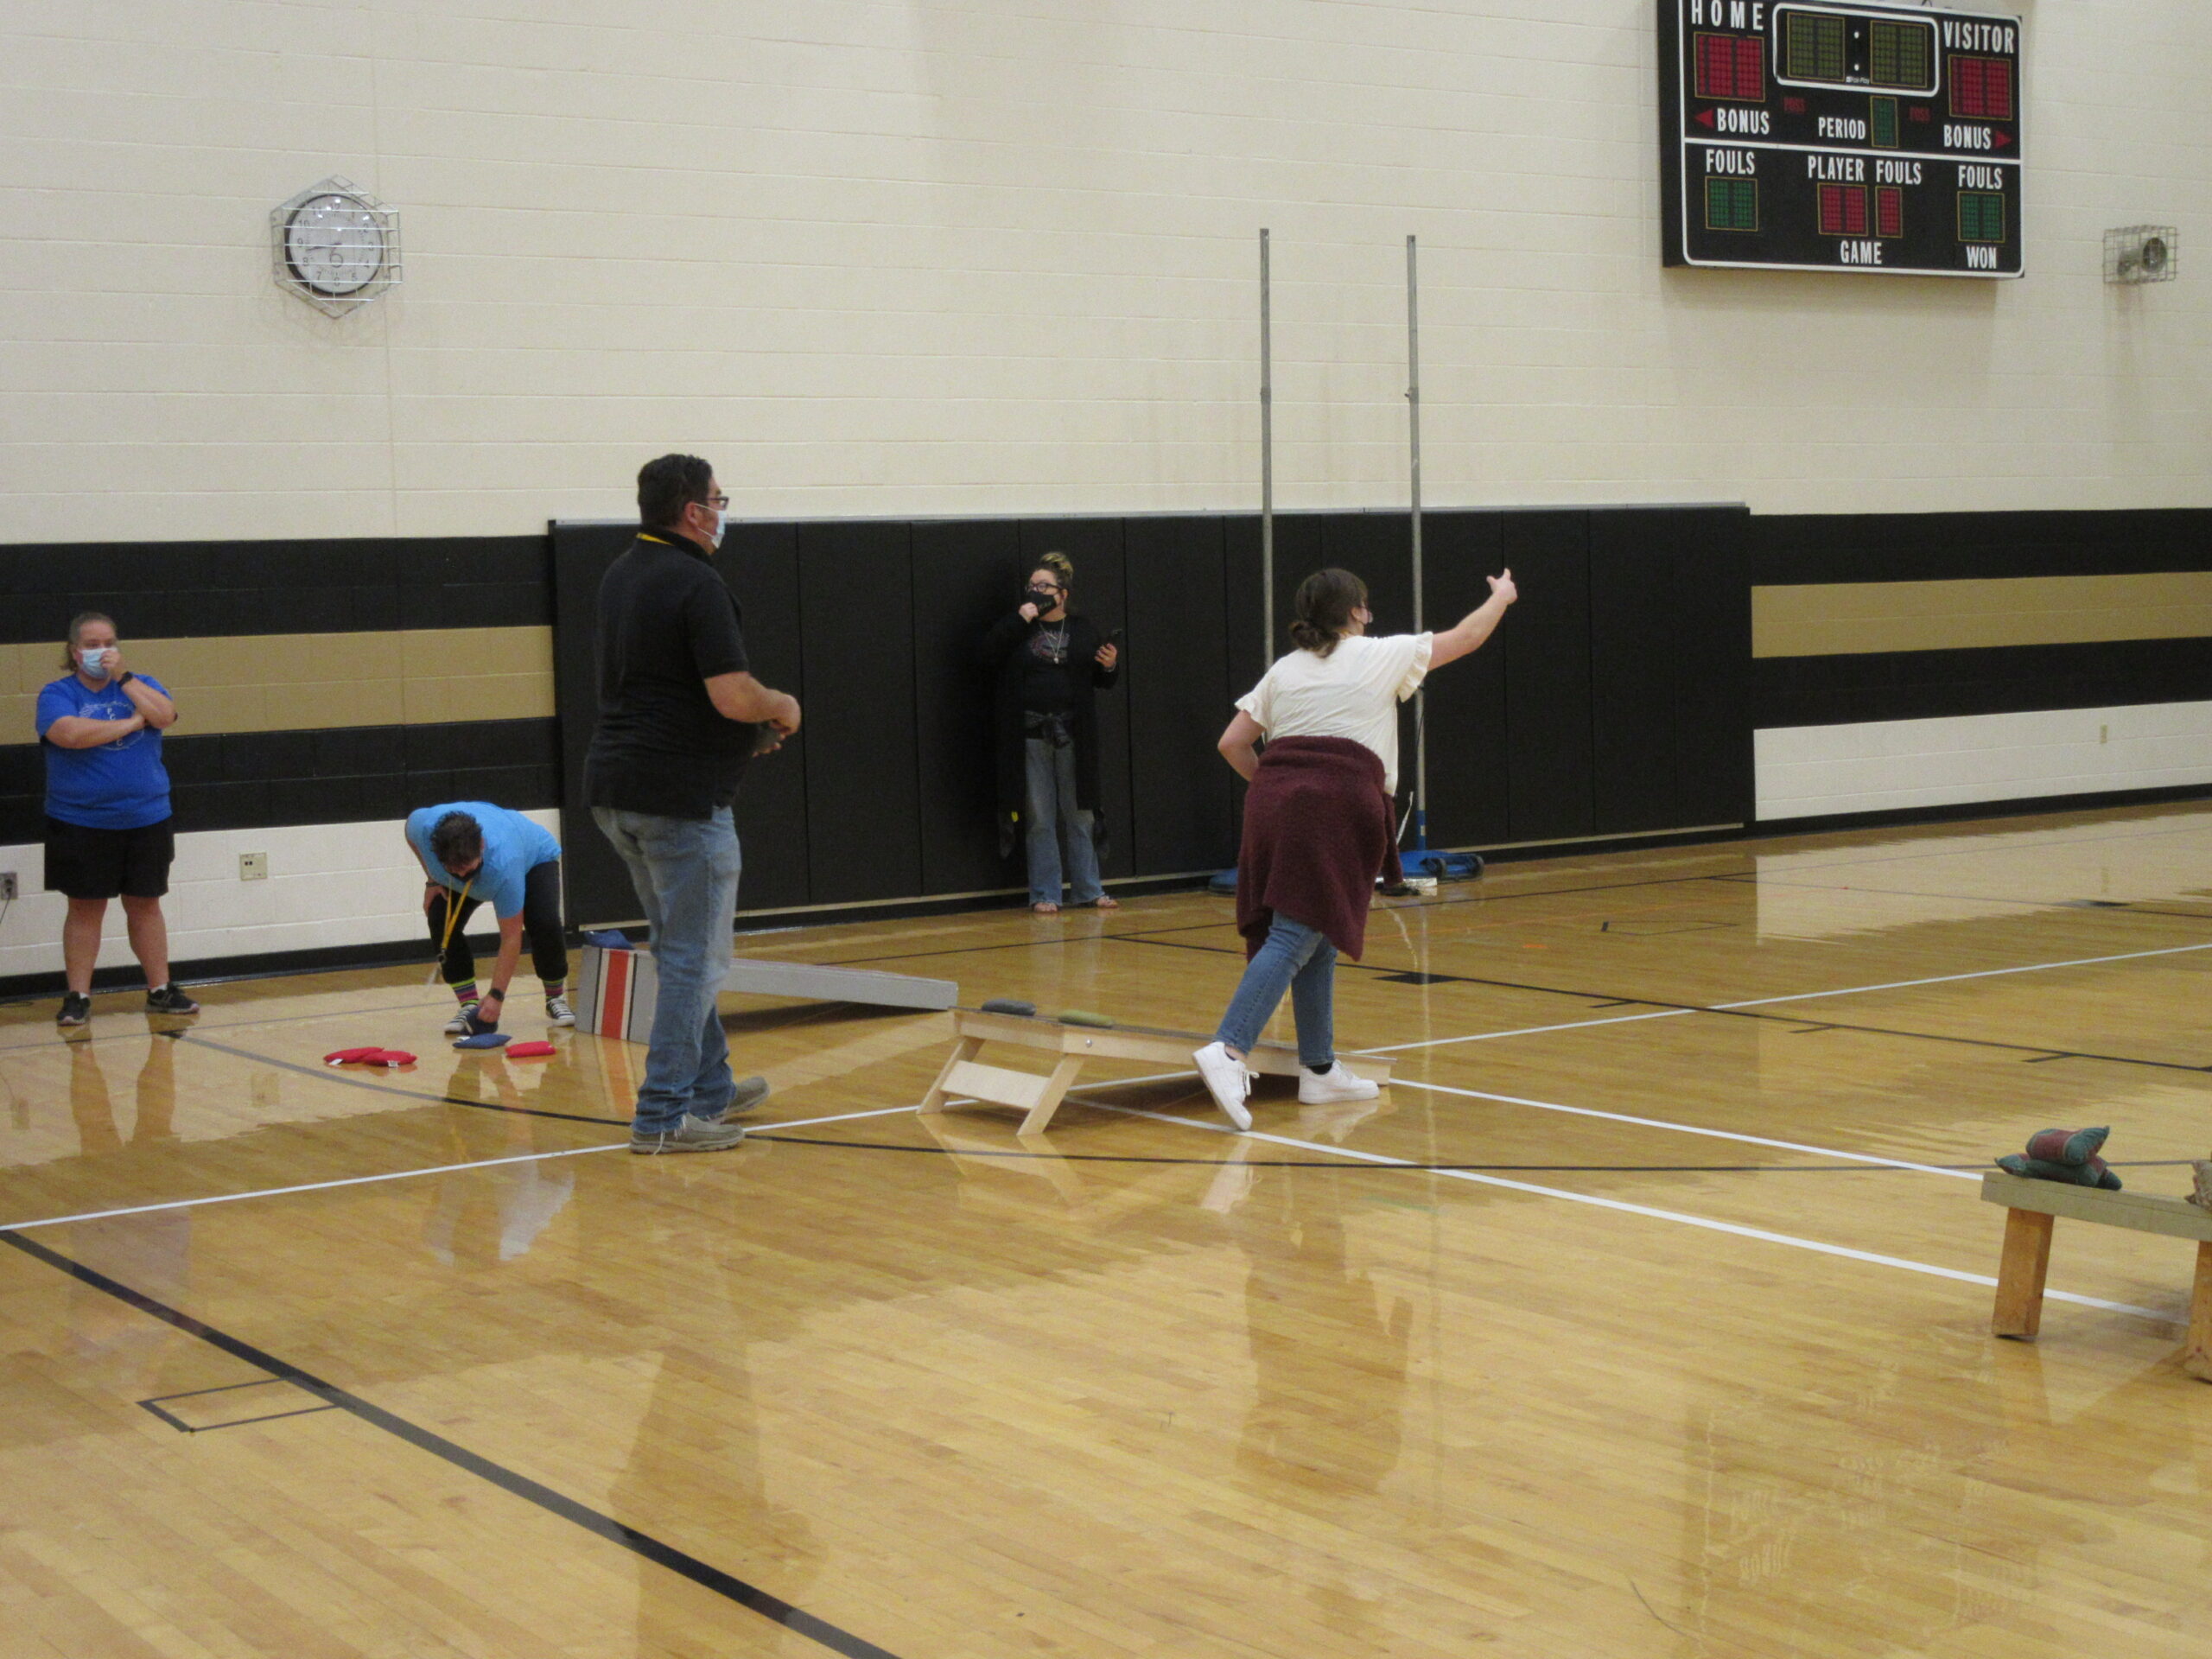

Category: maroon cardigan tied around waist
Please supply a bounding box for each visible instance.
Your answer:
[1235,735,1401,963]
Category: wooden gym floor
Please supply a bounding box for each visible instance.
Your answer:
[4,800,2212,1658]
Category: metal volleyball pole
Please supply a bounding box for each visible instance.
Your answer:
[1406,232,1433,868]
[1260,227,1274,676]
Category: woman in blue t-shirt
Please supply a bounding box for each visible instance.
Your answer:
[36,612,198,1027]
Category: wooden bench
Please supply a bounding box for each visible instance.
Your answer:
[1981,1172,2212,1380]
[921,1008,1395,1136]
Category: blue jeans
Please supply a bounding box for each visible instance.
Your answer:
[1213,913,1337,1067]
[592,805,741,1134]
[1024,736,1103,907]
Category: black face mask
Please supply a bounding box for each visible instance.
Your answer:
[1027,588,1060,612]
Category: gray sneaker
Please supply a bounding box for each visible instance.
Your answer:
[701,1076,770,1123]
[629,1116,747,1154]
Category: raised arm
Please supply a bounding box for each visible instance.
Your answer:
[1428,569,1517,670]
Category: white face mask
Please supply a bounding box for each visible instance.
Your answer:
[76,645,113,680]
[711,507,728,548]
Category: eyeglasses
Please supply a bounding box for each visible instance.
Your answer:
[698,493,730,510]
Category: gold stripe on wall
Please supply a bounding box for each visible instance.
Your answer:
[1753,573,2212,659]
[3,626,555,741]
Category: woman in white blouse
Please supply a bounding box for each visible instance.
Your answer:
[1195,565,1516,1127]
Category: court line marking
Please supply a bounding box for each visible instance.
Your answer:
[0,1230,906,1659]
[0,1093,1168,1235]
[1387,1077,1982,1179]
[1092,1104,2171,1324]
[1362,938,2212,1055]
[0,1143,630,1233]
[1363,1006,1697,1053]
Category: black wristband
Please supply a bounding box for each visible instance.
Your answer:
[115,671,134,686]
[482,987,505,1001]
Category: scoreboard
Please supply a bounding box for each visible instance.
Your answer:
[1659,1,2023,277]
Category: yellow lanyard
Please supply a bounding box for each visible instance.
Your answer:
[437,876,474,957]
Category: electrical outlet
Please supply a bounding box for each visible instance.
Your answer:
[0,872,16,902]
[239,852,268,881]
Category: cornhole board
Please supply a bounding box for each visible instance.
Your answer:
[923,1007,1394,1137]
[575,944,957,1041]
[1981,1172,2212,1380]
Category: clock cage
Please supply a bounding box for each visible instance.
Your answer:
[270,176,402,315]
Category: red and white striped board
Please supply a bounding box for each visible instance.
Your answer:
[575,944,659,1042]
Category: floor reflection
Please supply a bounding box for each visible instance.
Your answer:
[423,1050,579,1267]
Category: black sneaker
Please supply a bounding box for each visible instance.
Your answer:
[146,983,200,1016]
[56,991,91,1028]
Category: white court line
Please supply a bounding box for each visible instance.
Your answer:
[1363,937,2212,1056]
[1095,1103,2170,1324]
[1389,1077,1981,1179]
[0,1078,1201,1236]
[1,1142,630,1233]
[1363,1007,1695,1054]
[1712,938,2212,1009]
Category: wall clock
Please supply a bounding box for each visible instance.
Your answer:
[271,177,401,315]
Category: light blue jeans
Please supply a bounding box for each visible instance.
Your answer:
[1024,735,1103,907]
[1213,913,1337,1067]
[592,805,741,1134]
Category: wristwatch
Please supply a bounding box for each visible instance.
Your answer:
[115,671,134,687]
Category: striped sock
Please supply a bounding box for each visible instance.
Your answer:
[450,980,479,1005]
[542,980,565,1000]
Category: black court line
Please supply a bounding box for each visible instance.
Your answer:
[0,1229,905,1659]
[806,871,1751,969]
[139,1387,341,1434]
[1103,934,2212,1074]
[755,1134,1967,1173]
[749,1134,2207,1176]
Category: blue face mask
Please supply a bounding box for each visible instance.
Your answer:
[76,646,113,682]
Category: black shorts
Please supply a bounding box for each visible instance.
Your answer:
[43,816,176,900]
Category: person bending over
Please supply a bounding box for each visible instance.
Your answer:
[37,611,196,1027]
[978,551,1121,915]
[1192,565,1516,1128]
[405,802,572,1035]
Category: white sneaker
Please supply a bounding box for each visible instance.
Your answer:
[442,1001,480,1036]
[1298,1062,1380,1105]
[545,995,575,1027]
[1192,1041,1254,1130]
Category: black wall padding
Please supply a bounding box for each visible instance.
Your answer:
[1021,518,1135,880]
[912,518,1026,896]
[1748,507,2212,586]
[1500,510,1596,842]
[1588,509,1690,834]
[1672,506,1754,824]
[1749,507,2212,733]
[721,522,810,912]
[0,717,559,847]
[1126,517,1236,874]
[0,536,550,644]
[551,522,813,929]
[1417,512,1510,848]
[1755,637,2212,729]
[546,504,1758,923]
[550,524,646,928]
[798,521,919,905]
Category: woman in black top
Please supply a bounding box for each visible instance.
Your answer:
[979,553,1121,914]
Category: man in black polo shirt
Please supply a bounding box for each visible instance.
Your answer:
[586,454,801,1154]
